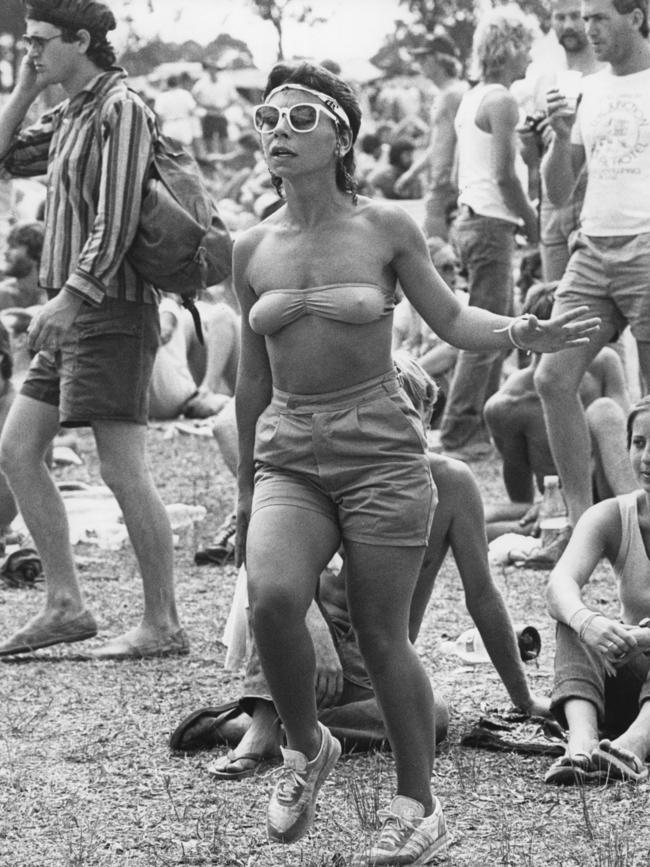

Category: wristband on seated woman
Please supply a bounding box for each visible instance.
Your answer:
[568,606,592,633]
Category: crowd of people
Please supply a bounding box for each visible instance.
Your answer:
[0,0,649,863]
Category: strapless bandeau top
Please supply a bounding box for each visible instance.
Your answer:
[249,282,395,336]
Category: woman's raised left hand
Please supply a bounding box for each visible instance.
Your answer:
[514,306,601,354]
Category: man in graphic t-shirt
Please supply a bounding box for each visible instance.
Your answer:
[535,0,650,555]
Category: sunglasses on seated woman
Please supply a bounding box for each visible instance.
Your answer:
[253,103,340,134]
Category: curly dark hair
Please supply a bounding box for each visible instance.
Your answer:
[7,220,43,263]
[262,61,362,203]
[59,26,116,69]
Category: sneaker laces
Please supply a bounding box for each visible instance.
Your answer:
[270,763,306,802]
[375,808,416,847]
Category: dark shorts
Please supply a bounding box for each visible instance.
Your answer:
[252,370,437,547]
[21,296,160,427]
[201,112,228,141]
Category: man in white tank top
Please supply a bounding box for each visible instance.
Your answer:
[535,0,650,553]
[438,6,540,460]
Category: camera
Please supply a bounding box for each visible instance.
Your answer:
[522,110,547,155]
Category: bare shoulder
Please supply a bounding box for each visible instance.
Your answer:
[591,344,624,376]
[480,86,518,123]
[575,497,623,553]
[355,195,424,246]
[232,217,277,263]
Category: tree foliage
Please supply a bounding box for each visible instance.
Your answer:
[249,0,326,60]
[373,0,551,77]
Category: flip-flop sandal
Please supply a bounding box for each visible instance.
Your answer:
[544,752,603,785]
[169,701,242,752]
[591,739,649,783]
[206,751,266,780]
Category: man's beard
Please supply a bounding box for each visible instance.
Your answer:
[559,31,588,52]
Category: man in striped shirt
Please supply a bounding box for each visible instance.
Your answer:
[0,0,187,660]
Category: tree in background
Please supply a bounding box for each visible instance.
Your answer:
[373,0,551,77]
[249,0,326,60]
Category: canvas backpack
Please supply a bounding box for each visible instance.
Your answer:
[127,128,233,342]
[96,86,232,343]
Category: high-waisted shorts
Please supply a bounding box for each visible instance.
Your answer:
[252,370,436,547]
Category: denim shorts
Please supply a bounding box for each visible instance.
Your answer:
[252,370,436,547]
[551,622,650,736]
[554,231,650,342]
[21,296,160,427]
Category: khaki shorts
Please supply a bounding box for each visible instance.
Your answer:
[252,370,436,547]
[21,296,160,427]
[554,231,650,341]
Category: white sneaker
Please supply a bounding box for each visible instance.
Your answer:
[267,722,341,843]
[351,795,448,865]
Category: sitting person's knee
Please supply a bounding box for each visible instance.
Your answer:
[586,396,626,429]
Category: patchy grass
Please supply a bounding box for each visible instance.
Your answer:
[1,425,649,866]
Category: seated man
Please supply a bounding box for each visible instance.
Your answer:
[484,283,636,545]
[148,295,239,420]
[0,220,47,311]
[172,454,549,774]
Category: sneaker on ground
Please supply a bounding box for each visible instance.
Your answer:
[267,722,341,844]
[194,512,236,566]
[351,795,448,866]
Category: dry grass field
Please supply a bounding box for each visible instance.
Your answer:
[1,424,649,867]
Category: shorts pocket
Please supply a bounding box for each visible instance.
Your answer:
[76,313,142,340]
[357,391,427,452]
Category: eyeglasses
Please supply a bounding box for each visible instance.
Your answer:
[253,103,340,134]
[21,33,63,52]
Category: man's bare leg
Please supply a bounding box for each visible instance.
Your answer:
[91,420,182,646]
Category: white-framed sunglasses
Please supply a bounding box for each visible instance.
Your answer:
[253,102,340,134]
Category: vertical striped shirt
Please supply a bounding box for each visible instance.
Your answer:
[0,68,158,305]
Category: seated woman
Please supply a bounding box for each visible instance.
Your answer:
[544,396,650,785]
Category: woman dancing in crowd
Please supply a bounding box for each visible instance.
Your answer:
[545,397,650,786]
[234,60,598,864]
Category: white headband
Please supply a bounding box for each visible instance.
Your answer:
[264,83,351,130]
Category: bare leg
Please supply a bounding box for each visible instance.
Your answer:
[612,700,650,763]
[587,397,636,500]
[222,700,283,767]
[0,395,83,616]
[563,698,600,756]
[535,328,612,527]
[246,504,340,759]
[92,420,180,639]
[345,541,434,813]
